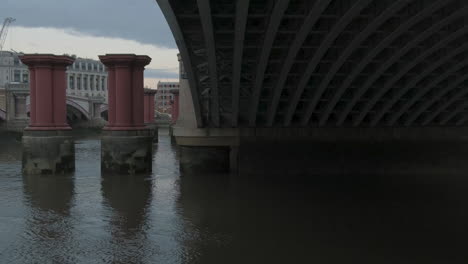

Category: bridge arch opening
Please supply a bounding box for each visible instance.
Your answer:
[100,110,108,121]
[66,101,89,127]
[0,109,6,121]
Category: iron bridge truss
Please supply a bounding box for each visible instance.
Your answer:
[157,0,468,128]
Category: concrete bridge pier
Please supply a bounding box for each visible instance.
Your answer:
[99,54,153,175]
[174,127,468,176]
[88,97,107,128]
[174,128,238,173]
[144,88,158,142]
[20,54,76,175]
[4,83,29,132]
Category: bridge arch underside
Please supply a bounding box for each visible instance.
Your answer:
[100,110,108,121]
[161,0,468,128]
[66,104,89,126]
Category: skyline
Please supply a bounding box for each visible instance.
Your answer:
[1,0,179,88]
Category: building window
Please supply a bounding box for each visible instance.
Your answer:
[84,76,88,90]
[22,72,29,83]
[77,75,81,90]
[14,70,21,82]
[69,76,75,89]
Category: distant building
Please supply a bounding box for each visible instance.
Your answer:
[0,51,108,101]
[156,81,179,113]
[66,57,108,100]
[0,51,29,87]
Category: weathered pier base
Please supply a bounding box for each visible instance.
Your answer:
[101,130,153,174]
[22,130,74,174]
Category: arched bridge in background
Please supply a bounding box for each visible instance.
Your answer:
[158,0,468,174]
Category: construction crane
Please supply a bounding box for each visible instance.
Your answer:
[0,17,15,53]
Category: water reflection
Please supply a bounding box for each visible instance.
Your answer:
[0,132,22,163]
[1,131,468,263]
[101,174,153,263]
[177,171,468,263]
[21,173,76,263]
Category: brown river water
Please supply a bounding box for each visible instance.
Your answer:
[0,129,467,263]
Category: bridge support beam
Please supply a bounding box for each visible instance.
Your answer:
[99,54,153,174]
[88,97,107,128]
[144,88,158,142]
[19,54,76,175]
[170,90,180,125]
[174,127,468,175]
[173,127,239,173]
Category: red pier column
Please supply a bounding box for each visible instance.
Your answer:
[98,54,154,174]
[19,54,76,175]
[143,88,157,124]
[99,54,151,130]
[19,54,75,130]
[170,90,180,125]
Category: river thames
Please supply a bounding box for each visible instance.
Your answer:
[1,129,468,263]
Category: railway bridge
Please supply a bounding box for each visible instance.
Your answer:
[158,0,468,174]
[0,83,107,131]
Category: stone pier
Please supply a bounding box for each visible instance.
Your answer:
[144,88,158,142]
[4,83,29,132]
[99,54,153,174]
[20,54,76,175]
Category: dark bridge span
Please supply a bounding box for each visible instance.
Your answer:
[157,0,468,174]
[159,0,468,128]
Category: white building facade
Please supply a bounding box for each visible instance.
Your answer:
[67,57,107,100]
[0,51,29,86]
[0,51,108,100]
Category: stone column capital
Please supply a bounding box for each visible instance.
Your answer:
[19,54,74,131]
[98,54,151,68]
[19,54,75,69]
[99,54,152,130]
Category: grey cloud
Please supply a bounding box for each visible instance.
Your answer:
[1,0,176,48]
[145,68,179,79]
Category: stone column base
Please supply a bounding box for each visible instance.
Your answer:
[22,130,75,175]
[101,129,153,174]
[145,123,158,142]
[179,146,230,173]
[169,126,176,145]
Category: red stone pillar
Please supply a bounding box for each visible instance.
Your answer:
[144,88,157,124]
[170,90,180,124]
[99,54,154,174]
[99,54,151,130]
[19,54,75,130]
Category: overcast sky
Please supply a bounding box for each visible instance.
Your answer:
[1,0,179,87]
